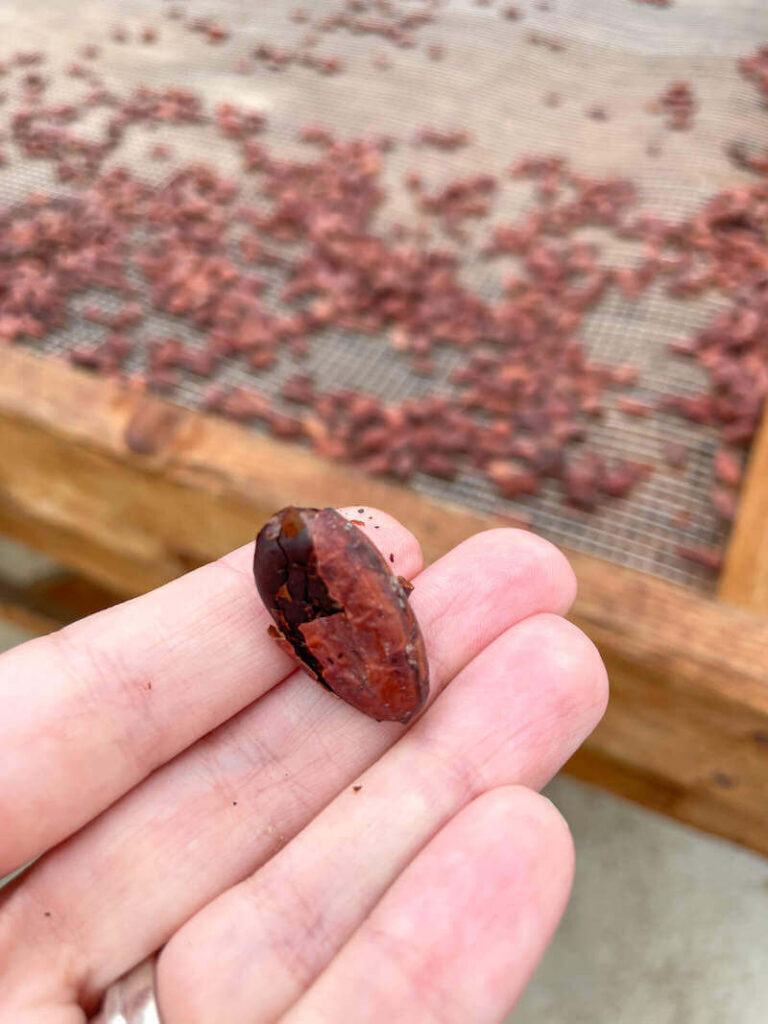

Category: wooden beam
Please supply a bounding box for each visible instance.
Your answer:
[0,578,61,637]
[0,599,59,638]
[720,406,768,614]
[567,554,768,855]
[1,347,768,855]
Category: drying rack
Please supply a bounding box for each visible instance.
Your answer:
[1,343,766,856]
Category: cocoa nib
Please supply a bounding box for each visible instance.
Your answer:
[254,507,428,723]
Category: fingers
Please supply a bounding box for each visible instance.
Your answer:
[168,789,573,1024]
[287,788,574,1024]
[0,508,422,875]
[156,613,605,1024]
[1,528,576,1010]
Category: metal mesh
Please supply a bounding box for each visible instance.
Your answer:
[3,0,768,590]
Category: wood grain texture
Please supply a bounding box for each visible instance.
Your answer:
[0,597,59,637]
[720,406,768,613]
[568,559,768,854]
[1,346,768,855]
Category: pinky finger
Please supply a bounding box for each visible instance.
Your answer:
[282,787,574,1024]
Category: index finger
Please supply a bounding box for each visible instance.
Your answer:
[0,508,423,875]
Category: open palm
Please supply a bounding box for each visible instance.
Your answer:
[0,508,607,1023]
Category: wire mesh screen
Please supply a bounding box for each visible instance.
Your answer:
[2,0,767,590]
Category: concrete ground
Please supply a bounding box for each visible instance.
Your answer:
[2,537,767,1022]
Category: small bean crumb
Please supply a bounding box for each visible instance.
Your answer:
[353,785,362,792]
[389,553,395,563]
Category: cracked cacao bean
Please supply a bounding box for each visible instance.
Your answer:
[254,507,429,723]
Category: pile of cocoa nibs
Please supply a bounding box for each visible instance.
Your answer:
[0,16,766,576]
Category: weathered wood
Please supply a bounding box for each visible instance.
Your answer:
[0,599,59,638]
[0,578,62,636]
[720,406,768,614]
[1,346,768,855]
[0,568,117,638]
[568,556,768,855]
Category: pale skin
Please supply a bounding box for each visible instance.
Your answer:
[0,509,608,1024]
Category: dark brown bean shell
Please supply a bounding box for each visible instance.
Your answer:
[253,507,429,723]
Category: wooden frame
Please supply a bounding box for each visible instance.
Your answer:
[1,346,767,855]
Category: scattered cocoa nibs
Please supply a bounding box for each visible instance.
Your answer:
[663,442,689,469]
[586,106,608,121]
[14,51,44,66]
[389,552,395,562]
[352,785,362,792]
[180,347,218,377]
[202,385,228,413]
[418,174,497,234]
[711,487,738,521]
[654,81,695,130]
[740,44,768,104]
[357,508,365,513]
[141,27,158,44]
[562,453,608,511]
[413,127,471,150]
[3,66,761,521]
[714,448,742,488]
[486,460,540,498]
[282,374,316,405]
[616,396,653,418]
[527,31,564,50]
[188,18,230,44]
[148,142,173,161]
[676,544,723,572]
[725,141,768,175]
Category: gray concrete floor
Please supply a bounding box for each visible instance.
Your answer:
[513,778,768,1024]
[1,537,767,1022]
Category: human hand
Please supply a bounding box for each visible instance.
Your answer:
[0,509,607,1023]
